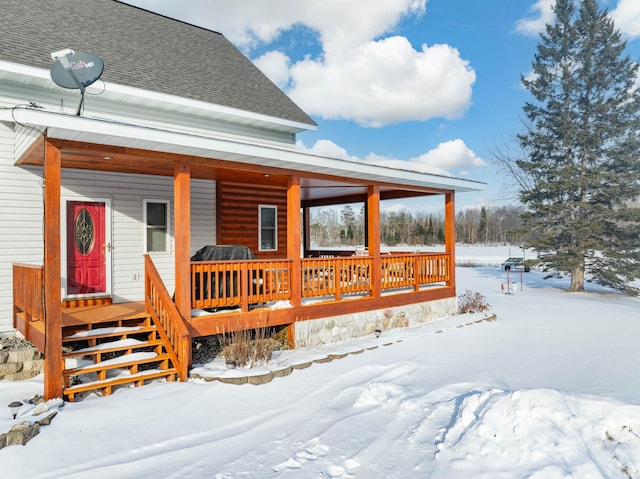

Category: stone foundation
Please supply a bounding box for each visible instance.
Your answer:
[0,347,44,381]
[294,297,457,348]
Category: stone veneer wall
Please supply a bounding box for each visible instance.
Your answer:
[294,297,457,348]
[0,347,44,381]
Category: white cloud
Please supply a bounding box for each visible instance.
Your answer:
[409,139,487,170]
[125,0,475,128]
[296,139,359,162]
[287,38,475,127]
[610,0,640,39]
[515,0,555,37]
[297,138,486,176]
[363,154,452,177]
[252,51,291,89]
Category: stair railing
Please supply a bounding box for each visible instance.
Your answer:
[144,255,190,381]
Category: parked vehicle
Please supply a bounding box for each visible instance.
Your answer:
[501,257,530,272]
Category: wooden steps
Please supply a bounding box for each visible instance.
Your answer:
[64,369,177,401]
[62,312,179,401]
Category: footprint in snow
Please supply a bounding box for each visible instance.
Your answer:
[326,458,361,478]
[273,437,330,472]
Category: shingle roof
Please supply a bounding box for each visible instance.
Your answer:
[1,0,316,127]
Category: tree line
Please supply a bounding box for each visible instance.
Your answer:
[309,204,529,248]
[314,0,640,295]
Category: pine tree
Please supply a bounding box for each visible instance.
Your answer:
[518,0,640,294]
[478,206,488,244]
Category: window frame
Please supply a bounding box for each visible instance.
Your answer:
[258,204,277,252]
[143,199,170,254]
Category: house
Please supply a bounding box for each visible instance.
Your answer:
[0,0,484,400]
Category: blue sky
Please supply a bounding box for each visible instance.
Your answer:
[124,0,640,212]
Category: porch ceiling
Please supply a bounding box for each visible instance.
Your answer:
[18,137,444,204]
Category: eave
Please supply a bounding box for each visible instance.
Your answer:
[4,107,484,200]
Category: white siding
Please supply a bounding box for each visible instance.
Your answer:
[0,122,45,336]
[0,150,216,335]
[14,124,42,161]
[60,170,216,303]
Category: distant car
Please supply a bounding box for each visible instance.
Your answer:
[501,257,530,272]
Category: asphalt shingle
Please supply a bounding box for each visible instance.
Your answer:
[1,0,316,126]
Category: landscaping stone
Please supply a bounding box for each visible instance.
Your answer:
[217,376,248,385]
[35,411,57,426]
[188,313,498,386]
[247,372,274,385]
[271,365,293,378]
[1,422,40,447]
[0,337,44,381]
[0,362,22,376]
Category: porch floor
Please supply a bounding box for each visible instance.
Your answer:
[62,301,147,328]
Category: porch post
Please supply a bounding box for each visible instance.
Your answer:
[367,185,381,298]
[444,191,456,288]
[173,160,191,321]
[44,141,63,400]
[287,174,302,307]
[302,206,311,257]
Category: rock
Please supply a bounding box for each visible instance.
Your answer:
[217,376,248,385]
[35,411,57,426]
[8,349,41,363]
[32,402,49,416]
[10,421,31,432]
[247,372,274,385]
[271,365,293,378]
[292,361,312,370]
[4,423,40,446]
[0,363,21,376]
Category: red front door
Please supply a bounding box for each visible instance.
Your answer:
[66,201,107,295]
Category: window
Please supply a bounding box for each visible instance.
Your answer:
[144,200,169,253]
[259,205,277,251]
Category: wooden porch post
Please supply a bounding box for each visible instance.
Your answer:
[302,206,311,257]
[174,161,191,321]
[287,174,302,307]
[444,191,456,288]
[44,141,63,400]
[367,185,381,298]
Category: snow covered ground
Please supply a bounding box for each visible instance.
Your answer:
[1,245,639,478]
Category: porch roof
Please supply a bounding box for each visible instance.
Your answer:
[6,107,485,202]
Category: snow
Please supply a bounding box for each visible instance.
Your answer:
[1,245,639,478]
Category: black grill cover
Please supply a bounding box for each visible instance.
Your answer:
[190,245,259,309]
[190,245,255,262]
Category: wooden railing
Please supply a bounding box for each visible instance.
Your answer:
[13,263,45,324]
[380,253,450,291]
[301,256,373,299]
[144,255,190,381]
[190,252,449,309]
[191,259,292,310]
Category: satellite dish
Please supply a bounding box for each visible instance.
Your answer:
[50,50,104,115]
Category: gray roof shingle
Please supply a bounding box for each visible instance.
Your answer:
[1,0,316,127]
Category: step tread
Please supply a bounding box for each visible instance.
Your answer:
[63,325,155,342]
[64,351,171,376]
[63,368,177,395]
[63,338,164,358]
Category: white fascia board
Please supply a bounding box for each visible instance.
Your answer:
[0,60,316,134]
[2,105,484,194]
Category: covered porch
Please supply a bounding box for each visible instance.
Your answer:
[13,132,459,399]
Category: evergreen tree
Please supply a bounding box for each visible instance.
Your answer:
[478,206,488,244]
[518,0,640,294]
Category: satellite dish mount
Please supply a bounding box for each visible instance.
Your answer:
[50,49,104,115]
